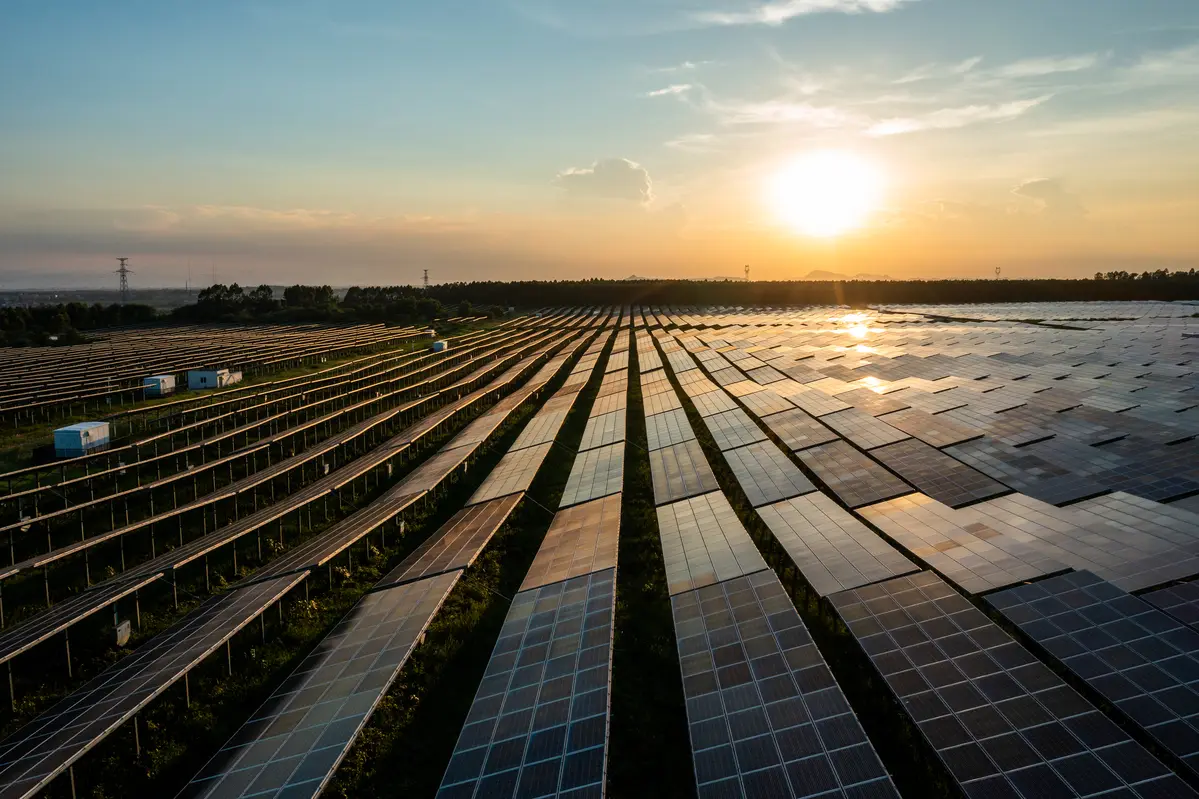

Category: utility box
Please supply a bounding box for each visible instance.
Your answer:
[187,368,243,390]
[431,340,448,353]
[143,374,176,397]
[54,421,111,458]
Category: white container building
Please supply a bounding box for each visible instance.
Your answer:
[187,368,243,390]
[54,421,111,458]
[143,374,176,397]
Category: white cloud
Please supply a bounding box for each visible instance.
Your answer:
[653,60,714,73]
[1012,178,1086,216]
[665,133,719,151]
[893,56,983,85]
[868,95,1051,136]
[707,97,855,127]
[695,0,917,27]
[995,53,1101,79]
[644,84,694,98]
[1127,43,1199,82]
[554,158,654,203]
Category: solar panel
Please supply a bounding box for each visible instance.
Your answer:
[0,573,308,797]
[835,388,911,417]
[436,568,615,799]
[379,494,523,587]
[738,389,795,419]
[589,391,628,417]
[760,408,840,452]
[722,441,815,507]
[521,493,621,592]
[606,350,629,373]
[704,408,769,451]
[690,390,740,418]
[798,442,913,509]
[595,375,629,400]
[643,389,683,416]
[988,570,1199,783]
[859,493,1071,595]
[829,571,1191,799]
[644,408,696,452]
[758,494,918,597]
[577,409,626,452]
[469,443,554,505]
[639,349,663,372]
[183,572,460,799]
[877,408,983,449]
[559,443,624,509]
[657,491,768,595]
[820,409,910,451]
[673,570,899,799]
[649,440,721,507]
[871,439,1009,509]
[511,407,573,452]
[1143,580,1199,630]
[946,438,1108,506]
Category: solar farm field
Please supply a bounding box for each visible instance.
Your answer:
[0,302,1197,799]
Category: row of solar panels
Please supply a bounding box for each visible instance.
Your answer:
[180,322,624,797]
[0,329,577,692]
[0,320,614,798]
[0,327,532,518]
[0,323,424,417]
[0,328,551,619]
[637,318,1199,799]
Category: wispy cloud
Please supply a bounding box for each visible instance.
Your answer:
[707,98,856,127]
[653,60,714,73]
[644,84,694,98]
[893,57,982,85]
[995,53,1101,79]
[695,0,918,27]
[868,95,1052,136]
[666,133,720,151]
[1127,43,1199,82]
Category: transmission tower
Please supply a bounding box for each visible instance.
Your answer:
[744,264,750,282]
[423,269,429,290]
[115,258,132,304]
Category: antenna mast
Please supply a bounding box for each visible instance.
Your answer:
[115,257,132,304]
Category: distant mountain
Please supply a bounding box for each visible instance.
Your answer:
[801,270,892,281]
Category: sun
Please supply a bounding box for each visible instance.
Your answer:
[771,150,884,238]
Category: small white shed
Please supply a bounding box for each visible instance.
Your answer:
[54,421,111,458]
[187,369,243,390]
[143,374,176,397]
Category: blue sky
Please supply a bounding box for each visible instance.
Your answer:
[1,0,1197,287]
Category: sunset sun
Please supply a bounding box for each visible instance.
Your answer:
[772,150,884,238]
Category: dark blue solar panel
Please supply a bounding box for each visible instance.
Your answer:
[672,569,899,799]
[437,568,615,799]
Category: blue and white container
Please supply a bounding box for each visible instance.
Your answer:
[54,421,111,458]
[143,374,176,397]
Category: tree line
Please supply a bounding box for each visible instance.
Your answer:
[0,303,158,347]
[422,269,1199,307]
[169,283,501,324]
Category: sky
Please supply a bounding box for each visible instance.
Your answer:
[1,0,1197,288]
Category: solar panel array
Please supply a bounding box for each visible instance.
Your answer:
[437,334,627,799]
[989,571,1199,783]
[830,571,1192,799]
